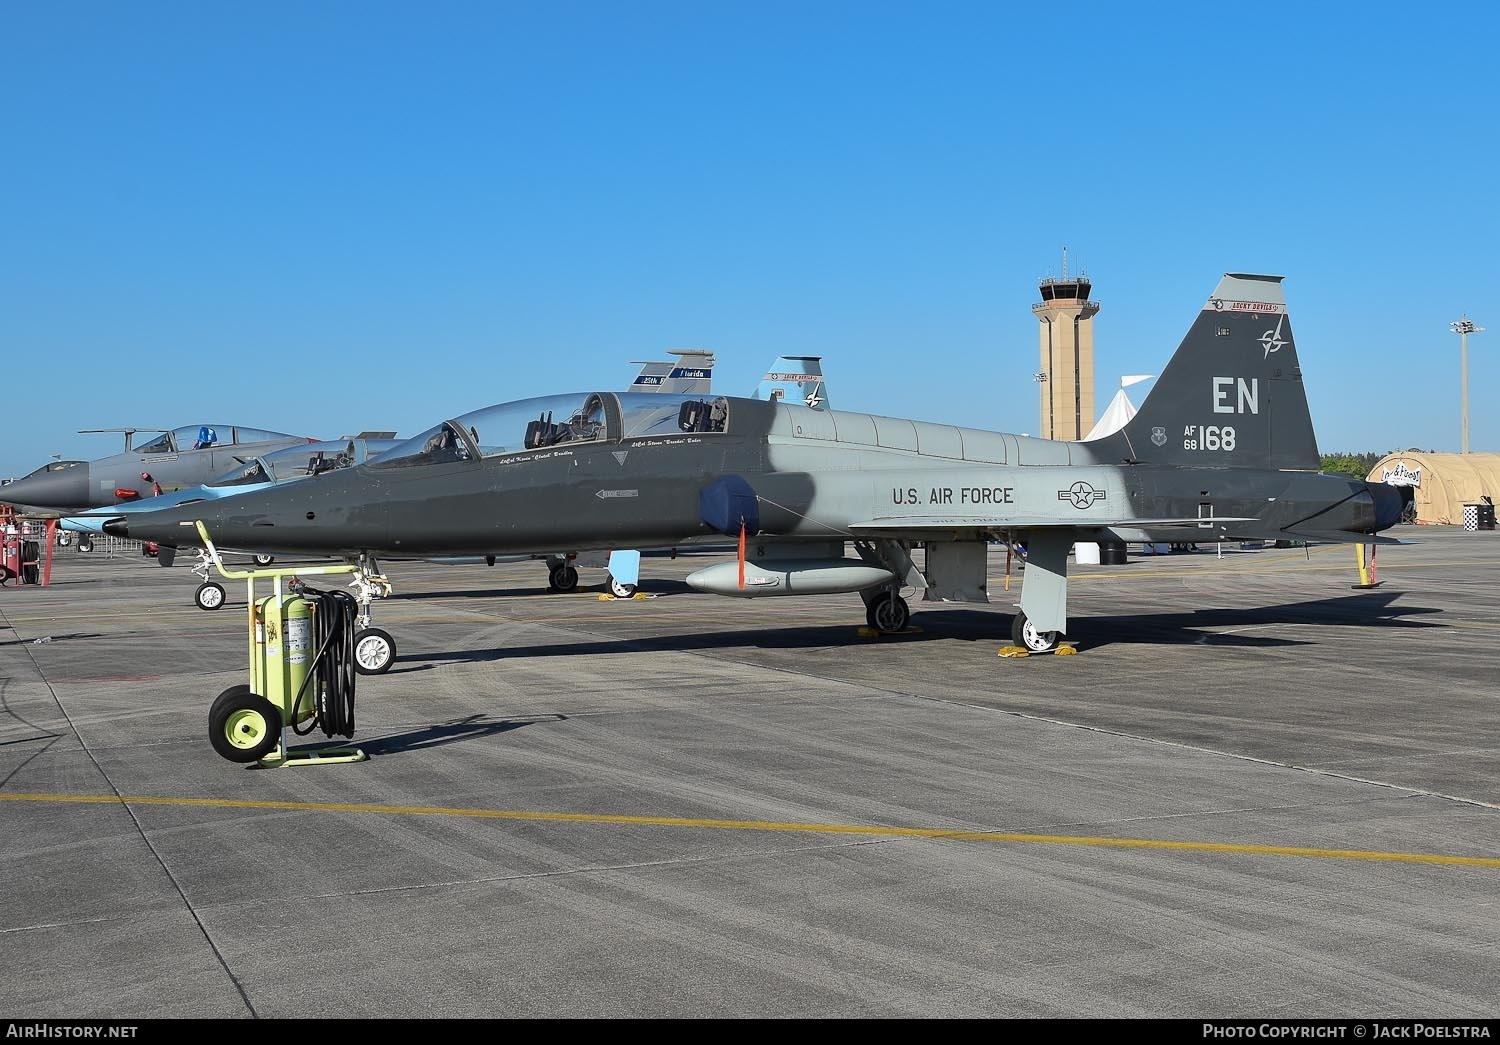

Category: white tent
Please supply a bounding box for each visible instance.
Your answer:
[1076,374,1155,563]
[1081,374,1152,441]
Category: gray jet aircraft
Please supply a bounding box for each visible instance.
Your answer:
[1,424,317,515]
[105,273,1404,670]
[1,461,88,515]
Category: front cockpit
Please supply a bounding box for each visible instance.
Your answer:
[371,392,732,470]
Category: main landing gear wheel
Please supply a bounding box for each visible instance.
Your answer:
[76,536,94,553]
[253,554,275,566]
[865,592,911,634]
[1011,611,1061,653]
[156,546,176,567]
[194,581,227,611]
[548,565,579,593]
[56,531,72,548]
[607,573,638,599]
[353,627,396,675]
[209,685,282,764]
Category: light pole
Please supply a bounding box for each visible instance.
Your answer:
[1451,316,1485,454]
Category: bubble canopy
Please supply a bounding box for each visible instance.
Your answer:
[371,393,730,470]
[134,425,304,454]
[207,437,402,487]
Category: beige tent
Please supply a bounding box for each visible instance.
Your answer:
[1366,452,1500,525]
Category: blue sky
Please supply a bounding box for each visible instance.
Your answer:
[2,1,1495,477]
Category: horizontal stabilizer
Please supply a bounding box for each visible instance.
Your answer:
[1281,530,1408,546]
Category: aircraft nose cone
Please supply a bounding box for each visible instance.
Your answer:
[60,515,113,535]
[1,466,92,512]
[102,518,131,538]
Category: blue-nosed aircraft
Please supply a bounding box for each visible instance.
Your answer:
[105,274,1402,672]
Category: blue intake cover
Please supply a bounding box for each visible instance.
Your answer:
[699,475,760,537]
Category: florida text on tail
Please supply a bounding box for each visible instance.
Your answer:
[629,349,715,395]
[105,272,1400,654]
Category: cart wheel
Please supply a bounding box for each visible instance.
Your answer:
[353,627,396,675]
[253,554,274,566]
[194,581,227,611]
[607,573,638,599]
[548,565,579,593]
[209,686,282,763]
[55,531,73,548]
[77,536,94,553]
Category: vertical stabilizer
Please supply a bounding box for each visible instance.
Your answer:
[755,355,830,410]
[628,349,715,394]
[1091,274,1320,470]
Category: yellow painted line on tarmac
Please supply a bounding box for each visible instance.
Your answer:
[2,791,1497,869]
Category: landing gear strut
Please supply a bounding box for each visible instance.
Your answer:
[346,553,396,675]
[189,547,396,677]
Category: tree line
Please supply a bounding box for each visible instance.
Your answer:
[1320,450,1435,478]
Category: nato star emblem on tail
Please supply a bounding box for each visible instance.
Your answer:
[1259,313,1288,358]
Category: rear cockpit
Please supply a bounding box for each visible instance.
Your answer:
[207,461,272,488]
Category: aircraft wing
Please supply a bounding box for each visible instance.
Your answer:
[846,517,1403,546]
[846,515,1259,535]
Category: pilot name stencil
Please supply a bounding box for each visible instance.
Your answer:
[892,486,1014,506]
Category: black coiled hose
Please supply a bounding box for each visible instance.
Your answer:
[290,587,359,738]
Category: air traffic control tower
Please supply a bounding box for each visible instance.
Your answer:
[1031,253,1099,440]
